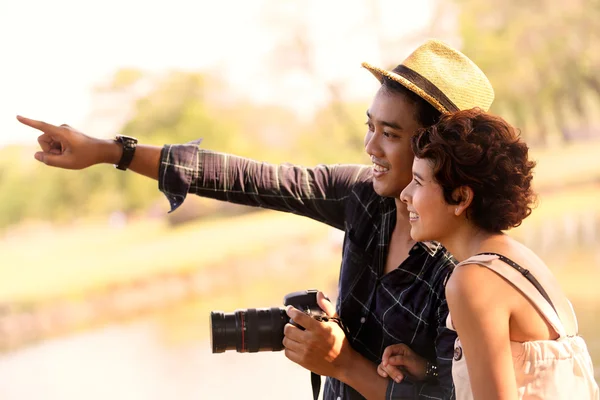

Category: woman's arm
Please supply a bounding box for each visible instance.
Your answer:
[445,264,518,400]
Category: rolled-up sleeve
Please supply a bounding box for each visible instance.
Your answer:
[158,140,203,213]
[157,139,372,229]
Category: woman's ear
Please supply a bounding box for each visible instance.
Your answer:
[452,186,474,217]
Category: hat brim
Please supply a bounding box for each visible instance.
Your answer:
[362,62,450,114]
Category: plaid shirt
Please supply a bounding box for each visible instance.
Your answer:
[159,142,457,400]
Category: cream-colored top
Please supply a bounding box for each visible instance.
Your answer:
[447,254,599,400]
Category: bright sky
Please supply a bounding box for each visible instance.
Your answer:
[0,0,436,148]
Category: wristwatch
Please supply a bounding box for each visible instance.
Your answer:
[425,361,439,381]
[114,135,138,171]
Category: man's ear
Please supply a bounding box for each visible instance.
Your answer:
[452,186,474,217]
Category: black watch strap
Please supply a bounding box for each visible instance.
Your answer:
[114,135,138,171]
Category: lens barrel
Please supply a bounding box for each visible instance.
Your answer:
[210,307,288,353]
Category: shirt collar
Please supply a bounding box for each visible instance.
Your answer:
[418,241,443,256]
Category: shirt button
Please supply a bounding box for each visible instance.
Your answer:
[360,317,366,324]
[337,397,341,400]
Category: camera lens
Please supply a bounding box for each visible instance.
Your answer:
[209,307,288,353]
[210,311,237,353]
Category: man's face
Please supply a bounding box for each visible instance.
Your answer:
[364,87,422,198]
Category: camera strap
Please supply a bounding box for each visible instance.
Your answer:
[311,372,321,400]
[310,316,350,400]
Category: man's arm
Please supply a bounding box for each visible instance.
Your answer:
[101,140,162,180]
[283,304,390,399]
[18,116,371,229]
[158,142,370,229]
[341,350,392,399]
[283,306,452,400]
[17,116,163,179]
[283,292,454,400]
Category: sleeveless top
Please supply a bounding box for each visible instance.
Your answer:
[447,253,599,400]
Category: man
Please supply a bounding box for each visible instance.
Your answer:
[17,39,494,399]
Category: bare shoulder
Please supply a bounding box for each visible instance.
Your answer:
[445,262,513,314]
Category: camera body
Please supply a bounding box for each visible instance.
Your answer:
[210,289,326,353]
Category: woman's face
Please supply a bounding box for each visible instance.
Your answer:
[400,157,460,242]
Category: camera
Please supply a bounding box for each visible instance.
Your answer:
[209,289,326,353]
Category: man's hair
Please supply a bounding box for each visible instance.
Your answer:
[381,76,442,128]
[411,108,537,233]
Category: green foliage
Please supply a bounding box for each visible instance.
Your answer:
[112,68,145,89]
[114,71,262,212]
[2,68,365,230]
[296,100,369,166]
[454,0,600,144]
[6,5,600,232]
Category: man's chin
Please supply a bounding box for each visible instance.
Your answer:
[372,182,401,198]
[410,228,424,243]
[410,227,435,244]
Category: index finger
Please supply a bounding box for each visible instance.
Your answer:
[286,305,321,331]
[16,115,56,132]
[382,364,405,383]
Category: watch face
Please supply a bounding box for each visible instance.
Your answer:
[116,135,137,149]
[123,138,137,148]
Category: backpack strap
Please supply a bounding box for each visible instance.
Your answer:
[478,252,557,313]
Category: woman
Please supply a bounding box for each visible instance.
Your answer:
[377,109,598,399]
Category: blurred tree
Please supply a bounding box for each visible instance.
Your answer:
[296,98,368,166]
[258,0,373,164]
[114,71,256,213]
[452,0,600,144]
[0,147,31,227]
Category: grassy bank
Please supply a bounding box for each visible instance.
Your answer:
[0,211,334,303]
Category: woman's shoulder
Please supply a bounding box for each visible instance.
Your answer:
[446,253,520,313]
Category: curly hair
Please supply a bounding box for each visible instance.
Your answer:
[411,108,537,232]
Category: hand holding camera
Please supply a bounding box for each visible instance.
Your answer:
[210,289,355,380]
[210,289,329,353]
[282,291,355,380]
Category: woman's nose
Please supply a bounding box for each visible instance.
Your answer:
[400,185,411,203]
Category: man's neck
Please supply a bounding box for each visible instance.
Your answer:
[393,198,413,241]
[382,198,416,275]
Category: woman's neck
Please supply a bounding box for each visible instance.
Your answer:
[439,223,497,262]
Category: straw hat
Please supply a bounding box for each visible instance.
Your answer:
[362,39,494,113]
